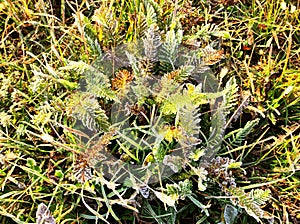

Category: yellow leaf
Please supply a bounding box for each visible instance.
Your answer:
[154,191,176,207]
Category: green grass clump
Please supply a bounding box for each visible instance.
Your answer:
[0,0,299,223]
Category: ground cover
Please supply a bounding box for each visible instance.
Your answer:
[0,0,299,223]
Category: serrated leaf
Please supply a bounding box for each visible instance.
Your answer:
[249,189,271,205]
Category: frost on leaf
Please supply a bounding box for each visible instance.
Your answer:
[36,203,56,224]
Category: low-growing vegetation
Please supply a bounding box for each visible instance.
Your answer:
[0,0,299,223]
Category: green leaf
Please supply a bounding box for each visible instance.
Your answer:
[26,158,36,167]
[228,118,259,148]
[249,189,271,205]
[54,170,64,179]
[227,162,242,169]
[186,195,210,217]
[67,92,111,131]
[57,79,78,90]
